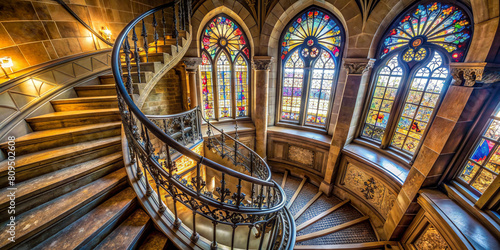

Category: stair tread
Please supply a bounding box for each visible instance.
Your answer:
[95,209,150,250]
[51,96,117,103]
[296,220,378,246]
[296,216,370,242]
[33,188,136,250]
[26,109,119,121]
[0,136,120,173]
[0,152,123,207]
[0,169,127,249]
[74,84,116,89]
[289,182,321,217]
[0,122,121,147]
[139,230,169,250]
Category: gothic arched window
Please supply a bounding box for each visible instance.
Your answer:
[200,15,250,120]
[359,1,472,158]
[278,7,344,129]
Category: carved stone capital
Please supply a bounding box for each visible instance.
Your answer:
[343,58,371,75]
[252,56,274,70]
[183,57,202,72]
[449,62,487,87]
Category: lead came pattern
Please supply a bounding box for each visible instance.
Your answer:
[391,52,448,154]
[235,56,248,117]
[362,55,403,141]
[200,53,214,119]
[459,108,500,193]
[281,50,304,121]
[217,53,231,118]
[306,51,335,126]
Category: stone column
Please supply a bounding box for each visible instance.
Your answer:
[383,62,492,240]
[320,58,373,196]
[183,57,202,109]
[252,56,273,158]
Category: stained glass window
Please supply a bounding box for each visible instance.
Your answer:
[199,15,250,120]
[279,8,344,128]
[458,107,500,194]
[362,55,403,141]
[391,52,448,154]
[360,1,473,157]
[281,50,304,122]
[380,2,472,62]
[200,53,214,119]
[306,51,336,126]
[235,55,248,117]
[217,53,231,118]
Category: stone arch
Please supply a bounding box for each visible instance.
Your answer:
[188,2,257,58]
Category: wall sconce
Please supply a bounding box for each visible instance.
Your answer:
[0,56,13,79]
[100,26,112,42]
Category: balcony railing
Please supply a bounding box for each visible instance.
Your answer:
[111,1,295,249]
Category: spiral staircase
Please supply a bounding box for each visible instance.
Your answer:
[0,1,388,249]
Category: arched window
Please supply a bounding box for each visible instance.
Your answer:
[458,105,500,195]
[359,1,472,158]
[200,15,250,120]
[278,7,344,129]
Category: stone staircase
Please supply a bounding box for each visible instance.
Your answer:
[0,31,190,249]
[272,172,384,249]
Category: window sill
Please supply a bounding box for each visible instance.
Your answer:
[267,126,332,146]
[342,142,409,185]
[274,122,329,135]
[420,187,500,249]
[201,120,255,138]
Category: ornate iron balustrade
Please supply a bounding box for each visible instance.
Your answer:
[111,1,295,249]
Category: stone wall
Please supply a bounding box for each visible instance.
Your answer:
[142,68,183,115]
[0,0,168,75]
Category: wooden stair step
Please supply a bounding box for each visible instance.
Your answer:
[33,188,137,250]
[139,52,171,63]
[99,72,153,85]
[0,122,121,155]
[294,191,323,220]
[95,209,151,250]
[296,199,350,231]
[295,216,370,242]
[0,169,128,249]
[75,84,117,97]
[0,152,123,221]
[0,136,121,188]
[121,61,162,73]
[293,241,399,250]
[287,177,307,209]
[147,44,174,53]
[26,109,120,130]
[281,170,288,189]
[51,96,118,111]
[138,230,170,250]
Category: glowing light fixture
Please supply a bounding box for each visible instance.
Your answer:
[100,27,112,42]
[0,56,13,78]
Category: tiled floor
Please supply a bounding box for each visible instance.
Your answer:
[272,171,378,246]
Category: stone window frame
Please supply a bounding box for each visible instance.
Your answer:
[274,6,346,132]
[199,14,252,122]
[355,0,474,163]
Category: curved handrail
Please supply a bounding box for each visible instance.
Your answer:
[112,1,293,248]
[54,0,114,46]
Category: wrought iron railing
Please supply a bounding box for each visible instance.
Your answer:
[112,1,294,249]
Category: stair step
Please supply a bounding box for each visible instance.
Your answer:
[281,171,288,188]
[75,84,117,97]
[99,72,153,85]
[0,136,121,188]
[138,230,170,250]
[95,209,151,250]
[147,44,174,54]
[296,199,350,231]
[26,109,120,130]
[0,169,128,249]
[0,122,121,155]
[0,152,123,221]
[293,241,398,250]
[121,61,162,73]
[139,52,171,63]
[33,188,137,250]
[294,191,323,220]
[295,216,370,242]
[287,177,307,209]
[51,96,118,111]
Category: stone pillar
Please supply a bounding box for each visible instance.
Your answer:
[320,58,373,196]
[383,63,492,240]
[183,57,202,109]
[252,56,273,158]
